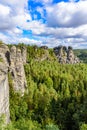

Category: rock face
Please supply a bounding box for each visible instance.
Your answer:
[0,45,10,123]
[54,46,80,64]
[0,63,10,123]
[10,46,27,94]
[0,44,27,123]
[22,46,27,64]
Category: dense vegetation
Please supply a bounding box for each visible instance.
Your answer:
[1,44,87,130]
[74,49,87,63]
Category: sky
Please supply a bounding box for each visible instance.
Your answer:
[0,0,87,48]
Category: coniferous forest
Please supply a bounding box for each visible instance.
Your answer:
[1,44,87,130]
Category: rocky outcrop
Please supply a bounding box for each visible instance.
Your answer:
[0,43,27,123]
[22,46,27,64]
[0,43,81,123]
[10,46,27,94]
[0,63,10,123]
[40,46,48,50]
[54,46,80,64]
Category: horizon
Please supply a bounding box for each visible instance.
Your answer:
[1,41,87,50]
[0,0,87,49]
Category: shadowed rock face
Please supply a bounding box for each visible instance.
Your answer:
[0,44,27,123]
[54,46,80,64]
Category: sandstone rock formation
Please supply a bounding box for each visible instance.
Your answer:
[0,63,10,123]
[0,43,27,123]
[34,46,50,61]
[0,43,80,123]
[10,46,27,94]
[54,46,80,64]
[0,44,10,122]
[22,46,27,64]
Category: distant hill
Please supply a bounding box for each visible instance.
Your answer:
[74,49,87,63]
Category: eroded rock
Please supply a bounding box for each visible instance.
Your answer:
[0,63,10,123]
[0,44,27,123]
[54,46,80,64]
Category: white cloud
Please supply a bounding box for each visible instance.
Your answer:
[0,0,87,48]
[0,4,10,16]
[0,33,9,43]
[36,7,45,18]
[46,1,87,27]
[19,20,46,35]
[0,0,31,32]
[18,37,42,46]
[0,32,42,46]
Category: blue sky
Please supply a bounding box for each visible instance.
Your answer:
[0,0,87,48]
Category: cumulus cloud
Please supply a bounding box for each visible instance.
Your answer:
[0,0,87,48]
[0,0,35,46]
[0,32,42,46]
[46,1,87,28]
[0,4,10,16]
[0,0,31,33]
[36,7,45,19]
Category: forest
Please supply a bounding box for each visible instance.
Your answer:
[74,49,87,63]
[1,44,87,130]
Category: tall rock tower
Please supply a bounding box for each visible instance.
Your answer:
[0,44,10,123]
[10,46,27,94]
[54,46,80,64]
[0,43,27,123]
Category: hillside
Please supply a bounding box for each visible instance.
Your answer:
[0,43,87,130]
[74,49,87,63]
[25,45,80,64]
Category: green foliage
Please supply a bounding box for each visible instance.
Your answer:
[0,57,3,62]
[74,49,87,63]
[80,123,87,130]
[45,124,59,130]
[0,40,4,46]
[24,57,87,130]
[5,122,18,130]
[6,44,87,130]
[14,118,42,130]
[9,89,28,121]
[0,115,5,130]
[26,45,56,63]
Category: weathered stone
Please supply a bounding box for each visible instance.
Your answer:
[10,46,27,94]
[22,46,27,64]
[0,63,10,123]
[0,44,27,123]
[54,46,80,64]
[0,44,10,66]
[40,46,48,50]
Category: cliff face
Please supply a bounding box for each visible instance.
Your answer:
[54,46,80,64]
[0,44,10,123]
[0,44,27,123]
[0,63,10,123]
[10,46,27,94]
